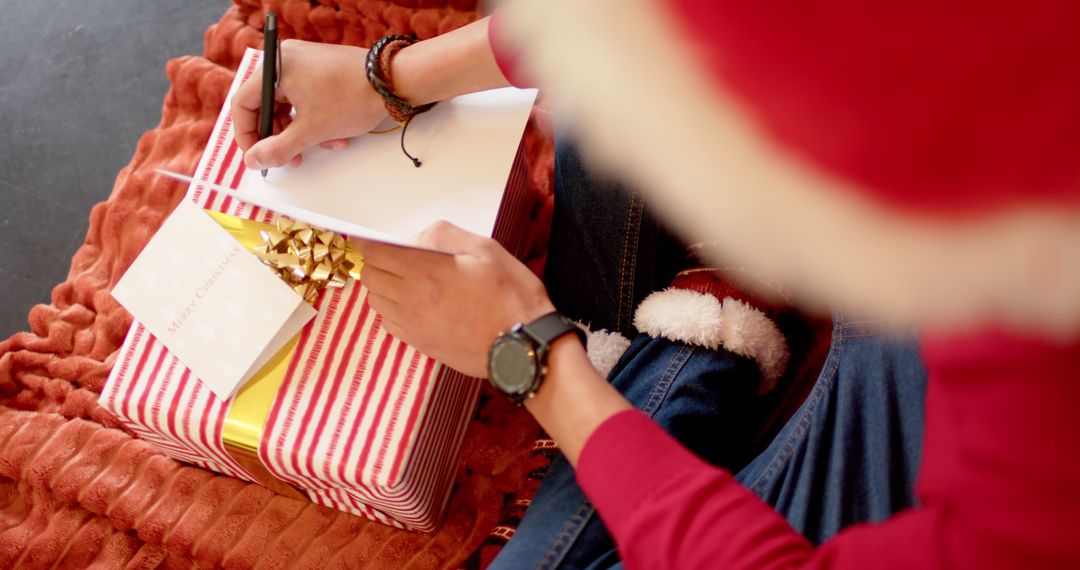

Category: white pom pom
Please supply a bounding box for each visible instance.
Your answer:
[634,289,724,349]
[633,288,789,393]
[583,327,632,378]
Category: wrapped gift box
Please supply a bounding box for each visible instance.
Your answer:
[100,49,534,532]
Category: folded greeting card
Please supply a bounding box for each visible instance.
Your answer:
[111,201,317,398]
[234,88,537,247]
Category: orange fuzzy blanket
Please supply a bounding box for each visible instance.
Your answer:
[0,1,553,567]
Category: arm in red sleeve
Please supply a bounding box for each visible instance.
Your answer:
[577,410,820,569]
[577,327,1080,570]
[577,411,951,569]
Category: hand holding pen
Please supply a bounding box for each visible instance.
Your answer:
[229,29,391,173]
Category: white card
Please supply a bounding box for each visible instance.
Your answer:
[232,87,538,247]
[111,201,317,398]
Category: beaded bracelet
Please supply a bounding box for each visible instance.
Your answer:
[366,34,436,167]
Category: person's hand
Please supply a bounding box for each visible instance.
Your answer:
[354,221,555,378]
[230,39,388,170]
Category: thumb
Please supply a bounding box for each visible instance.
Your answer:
[414,221,492,256]
[244,118,322,170]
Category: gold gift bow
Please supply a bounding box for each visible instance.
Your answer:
[205,210,364,303]
[207,210,364,499]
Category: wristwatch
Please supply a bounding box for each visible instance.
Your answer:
[487,311,586,405]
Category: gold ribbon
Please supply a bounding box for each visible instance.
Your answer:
[205,210,363,303]
[205,210,363,498]
[223,334,307,500]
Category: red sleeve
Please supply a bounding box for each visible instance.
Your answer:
[577,410,818,568]
[917,329,1080,569]
[488,8,531,88]
[578,328,1080,569]
[578,411,955,569]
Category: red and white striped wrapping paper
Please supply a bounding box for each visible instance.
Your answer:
[100,49,534,532]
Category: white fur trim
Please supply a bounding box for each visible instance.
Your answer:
[634,289,789,393]
[500,0,1080,335]
[580,326,632,378]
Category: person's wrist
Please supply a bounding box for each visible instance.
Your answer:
[487,310,583,404]
[350,45,375,98]
[497,296,556,338]
[545,333,587,362]
[337,45,389,134]
[484,297,554,361]
[354,47,388,103]
[388,43,429,106]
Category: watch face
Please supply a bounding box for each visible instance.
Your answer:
[489,336,538,396]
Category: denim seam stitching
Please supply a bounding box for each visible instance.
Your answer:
[615,193,644,332]
[837,332,890,340]
[535,500,595,570]
[642,344,693,416]
[836,318,891,326]
[747,329,845,495]
[615,199,634,331]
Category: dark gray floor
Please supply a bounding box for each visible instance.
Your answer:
[0,1,227,338]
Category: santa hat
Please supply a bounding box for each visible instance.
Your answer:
[496,0,1080,335]
[582,267,792,394]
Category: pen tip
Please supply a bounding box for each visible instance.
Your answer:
[261,169,268,178]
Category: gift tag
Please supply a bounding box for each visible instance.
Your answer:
[112,201,317,398]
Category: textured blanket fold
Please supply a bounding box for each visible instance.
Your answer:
[0,2,554,567]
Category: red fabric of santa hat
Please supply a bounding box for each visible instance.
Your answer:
[499,0,1080,334]
[670,0,1080,215]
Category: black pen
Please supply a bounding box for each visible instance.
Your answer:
[258,12,278,178]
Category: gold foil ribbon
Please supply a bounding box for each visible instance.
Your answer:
[223,335,307,500]
[205,210,363,303]
[206,210,363,499]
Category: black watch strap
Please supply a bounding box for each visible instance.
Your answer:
[521,312,586,349]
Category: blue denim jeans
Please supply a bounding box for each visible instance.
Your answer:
[489,140,928,569]
[542,139,690,338]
